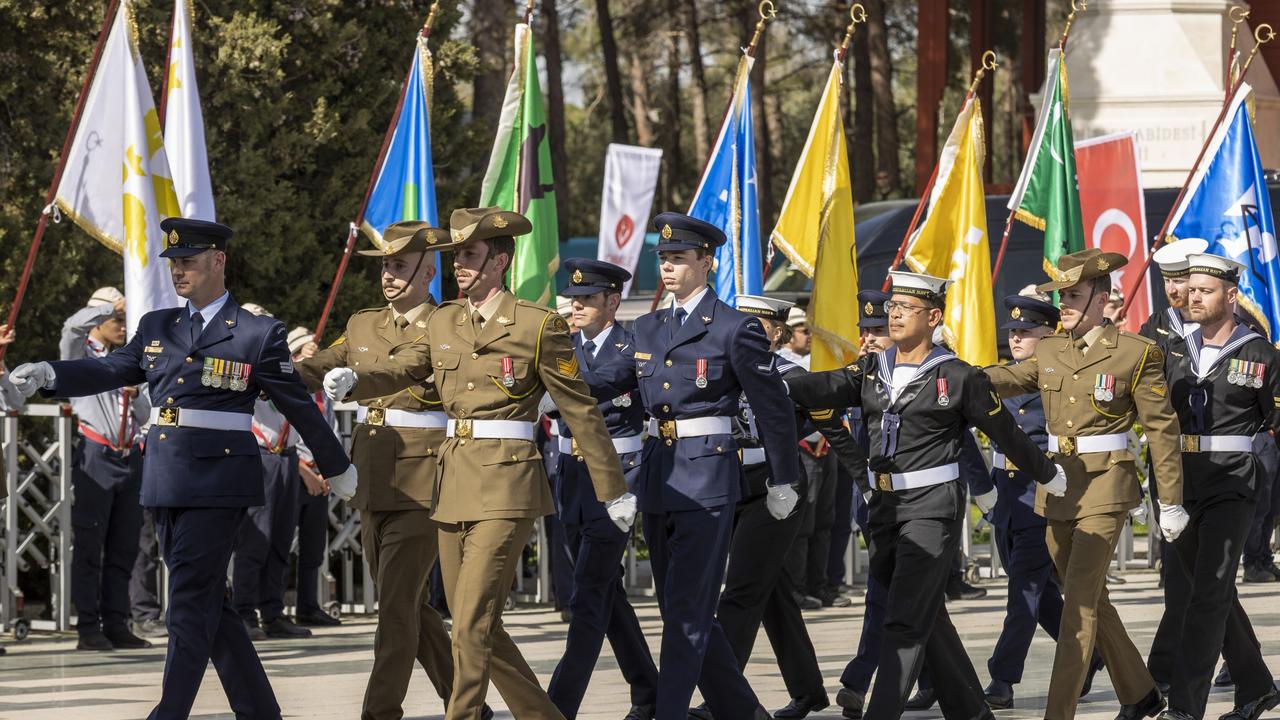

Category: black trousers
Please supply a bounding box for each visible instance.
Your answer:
[864,508,988,719]
[295,490,328,615]
[130,507,162,623]
[717,492,825,700]
[1243,438,1280,568]
[826,463,855,587]
[1167,494,1274,718]
[72,440,143,634]
[232,449,300,623]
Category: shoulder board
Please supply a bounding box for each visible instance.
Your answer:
[351,306,385,317]
[515,298,554,314]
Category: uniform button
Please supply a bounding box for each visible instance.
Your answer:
[472,353,479,360]
[662,382,670,390]
[177,378,184,385]
[1018,408,1026,415]
[388,354,395,360]
[1008,471,1015,478]
[185,357,192,363]
[1069,396,1076,404]
[1073,373,1080,380]
[466,382,475,390]
[662,404,670,413]
[159,433,167,440]
[369,429,377,436]
[1066,420,1074,428]
[166,397,174,405]
[665,439,673,446]
[459,439,467,446]
[436,360,444,367]
[715,446,723,453]
[665,360,673,367]
[224,448,230,455]
[511,454,519,461]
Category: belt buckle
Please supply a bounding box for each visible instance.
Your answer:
[1181,434,1200,453]
[454,419,472,439]
[1057,436,1076,456]
[659,420,677,440]
[365,407,386,427]
[1005,459,1019,471]
[876,472,893,492]
[571,438,581,456]
[157,407,179,427]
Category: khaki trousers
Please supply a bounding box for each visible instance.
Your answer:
[1045,511,1155,719]
[438,518,565,720]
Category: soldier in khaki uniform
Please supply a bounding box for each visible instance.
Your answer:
[984,249,1188,720]
[325,207,635,720]
[296,221,483,720]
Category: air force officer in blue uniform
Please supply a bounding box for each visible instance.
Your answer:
[10,218,356,720]
[632,212,799,720]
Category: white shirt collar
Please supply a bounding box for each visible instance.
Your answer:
[189,291,230,322]
[674,286,710,321]
[580,324,613,357]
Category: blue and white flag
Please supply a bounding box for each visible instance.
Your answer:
[361,37,441,301]
[688,52,761,306]
[1168,82,1280,341]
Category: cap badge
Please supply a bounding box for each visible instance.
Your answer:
[572,269,584,284]
[452,230,465,242]
[864,301,873,315]
[1010,307,1022,319]
[1096,258,1110,271]
[165,229,180,248]
[661,224,673,239]
[493,215,509,229]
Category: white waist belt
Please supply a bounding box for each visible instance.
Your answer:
[356,406,448,429]
[558,435,645,456]
[992,452,1010,470]
[548,420,561,437]
[149,407,252,432]
[868,462,959,492]
[1048,432,1127,454]
[446,419,536,441]
[646,416,734,439]
[1180,434,1253,453]
[741,447,767,466]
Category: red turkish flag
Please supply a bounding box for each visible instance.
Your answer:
[1075,132,1151,333]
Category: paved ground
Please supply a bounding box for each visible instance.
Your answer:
[1,570,1277,719]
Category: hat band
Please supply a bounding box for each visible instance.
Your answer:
[1159,267,1191,279]
[737,305,787,321]
[890,285,944,302]
[571,272,622,290]
[660,228,714,249]
[1188,265,1240,282]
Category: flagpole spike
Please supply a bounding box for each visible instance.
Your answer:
[966,50,997,97]
[1059,0,1086,50]
[421,0,441,38]
[524,0,536,25]
[746,0,777,56]
[1237,23,1277,88]
[838,3,867,59]
[1226,6,1248,95]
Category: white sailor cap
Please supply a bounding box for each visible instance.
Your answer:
[555,295,573,319]
[287,326,314,355]
[785,307,808,327]
[1186,253,1244,283]
[88,286,123,307]
[736,294,795,322]
[1152,238,1209,277]
[241,302,274,318]
[888,271,949,303]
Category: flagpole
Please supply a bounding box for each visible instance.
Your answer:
[1226,6,1249,101]
[882,50,996,291]
[1117,21,1275,322]
[0,0,121,364]
[313,1,440,341]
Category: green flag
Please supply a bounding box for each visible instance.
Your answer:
[479,23,559,306]
[1007,48,1084,277]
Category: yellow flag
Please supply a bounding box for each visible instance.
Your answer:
[904,97,995,366]
[771,59,859,371]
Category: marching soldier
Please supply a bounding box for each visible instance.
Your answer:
[296,221,478,719]
[983,248,1186,720]
[9,218,356,720]
[325,207,635,720]
[786,271,1064,720]
[543,259,658,720]
[628,213,798,720]
[1152,253,1279,720]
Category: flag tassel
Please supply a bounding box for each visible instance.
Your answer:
[1,0,122,363]
[313,2,440,341]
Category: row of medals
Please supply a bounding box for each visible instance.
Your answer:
[1227,371,1264,388]
[202,358,249,391]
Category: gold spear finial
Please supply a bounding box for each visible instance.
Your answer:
[967,50,998,97]
[746,0,777,56]
[838,3,868,58]
[421,0,440,38]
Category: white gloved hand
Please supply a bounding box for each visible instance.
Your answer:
[604,491,638,533]
[1129,501,1148,526]
[766,484,800,520]
[9,361,54,398]
[323,367,357,401]
[973,488,998,515]
[1158,502,1190,541]
[327,463,358,501]
[1042,464,1069,498]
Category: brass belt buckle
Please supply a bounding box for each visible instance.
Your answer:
[157,407,179,426]
[365,407,386,427]
[876,472,893,492]
[454,419,472,439]
[1005,459,1019,471]
[1181,435,1200,453]
[1057,435,1077,456]
[659,420,677,440]
[571,438,582,457]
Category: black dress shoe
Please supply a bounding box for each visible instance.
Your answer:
[905,688,937,710]
[984,679,1014,709]
[835,686,865,719]
[945,578,987,601]
[817,587,852,608]
[1115,688,1166,720]
[753,707,772,720]
[481,705,495,720]
[623,704,655,720]
[1082,656,1105,697]
[1156,711,1195,720]
[773,692,830,718]
[295,609,341,627]
[76,630,114,651]
[1218,685,1280,720]
[794,591,822,610]
[1242,565,1276,583]
[104,628,152,649]
[262,616,312,638]
[243,619,267,641]
[1267,563,1280,580]
[687,703,712,720]
[1214,663,1233,687]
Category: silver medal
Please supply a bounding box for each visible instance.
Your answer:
[1094,388,1106,401]
[614,393,632,408]
[695,377,708,389]
[1104,390,1114,401]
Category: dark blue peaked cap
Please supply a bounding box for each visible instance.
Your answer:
[652,212,727,252]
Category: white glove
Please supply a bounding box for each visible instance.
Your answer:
[1158,502,1190,541]
[973,488,998,515]
[1042,464,1068,498]
[1129,502,1148,526]
[323,367,357,401]
[766,484,800,520]
[326,463,358,501]
[604,491,638,533]
[9,361,54,398]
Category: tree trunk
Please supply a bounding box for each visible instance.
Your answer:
[850,15,875,205]
[684,0,710,164]
[866,0,900,193]
[595,0,629,143]
[541,0,569,238]
[627,50,655,148]
[470,0,512,160]
[664,0,684,209]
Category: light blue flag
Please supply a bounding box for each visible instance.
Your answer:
[1169,83,1280,341]
[688,53,761,306]
[361,40,442,301]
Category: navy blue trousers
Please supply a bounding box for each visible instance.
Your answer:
[988,523,1064,684]
[232,449,299,623]
[72,439,143,634]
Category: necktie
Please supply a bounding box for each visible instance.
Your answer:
[395,315,409,332]
[582,339,596,357]
[672,308,686,339]
[471,310,484,337]
[190,312,204,346]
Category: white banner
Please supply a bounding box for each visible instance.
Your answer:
[597,144,662,297]
[164,0,216,220]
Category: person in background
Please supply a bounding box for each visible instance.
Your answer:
[778,307,811,369]
[0,322,21,657]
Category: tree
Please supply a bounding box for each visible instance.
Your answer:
[866,0,900,193]
[541,0,570,237]
[594,0,629,143]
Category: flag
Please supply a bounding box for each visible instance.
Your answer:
[361,32,442,301]
[1007,48,1085,277]
[1075,132,1150,333]
[163,0,215,220]
[904,97,996,366]
[771,54,858,371]
[689,52,761,306]
[597,144,663,298]
[480,23,559,306]
[1167,83,1280,341]
[54,0,181,337]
